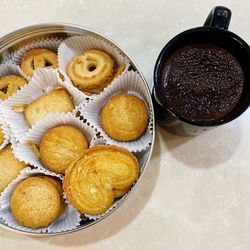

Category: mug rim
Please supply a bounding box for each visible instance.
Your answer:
[154,26,250,127]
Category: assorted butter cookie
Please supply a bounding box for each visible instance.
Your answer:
[31,125,89,174]
[0,144,27,193]
[63,145,139,215]
[0,75,27,100]
[10,176,64,228]
[101,93,148,141]
[66,49,117,94]
[0,37,151,232]
[21,48,58,77]
[12,87,74,127]
[34,176,66,216]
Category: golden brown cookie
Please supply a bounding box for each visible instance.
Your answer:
[13,87,74,127]
[0,126,4,145]
[0,75,27,100]
[21,48,58,77]
[67,49,116,94]
[0,145,27,193]
[38,176,66,215]
[10,176,62,228]
[39,125,88,174]
[113,187,131,198]
[63,145,139,214]
[101,93,148,141]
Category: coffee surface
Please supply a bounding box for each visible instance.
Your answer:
[160,44,244,121]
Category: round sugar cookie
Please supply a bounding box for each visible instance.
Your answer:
[10,176,62,228]
[101,93,148,141]
[38,176,66,215]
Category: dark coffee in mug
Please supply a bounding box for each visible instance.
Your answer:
[160,43,244,121]
[153,6,250,136]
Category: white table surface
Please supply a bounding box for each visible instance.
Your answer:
[1,0,250,249]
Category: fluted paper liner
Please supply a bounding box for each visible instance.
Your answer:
[2,37,63,79]
[1,68,85,141]
[79,71,153,153]
[0,63,25,79]
[58,35,130,95]
[0,111,10,150]
[13,113,96,172]
[0,167,81,233]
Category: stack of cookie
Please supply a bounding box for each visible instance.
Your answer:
[0,34,153,233]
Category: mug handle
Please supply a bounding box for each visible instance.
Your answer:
[204,6,231,30]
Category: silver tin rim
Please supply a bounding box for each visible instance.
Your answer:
[0,22,155,236]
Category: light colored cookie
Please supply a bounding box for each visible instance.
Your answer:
[21,48,58,77]
[15,87,74,127]
[67,49,116,94]
[38,176,66,215]
[0,145,27,193]
[10,176,62,228]
[63,145,139,215]
[101,93,148,141]
[0,75,27,100]
[39,125,88,174]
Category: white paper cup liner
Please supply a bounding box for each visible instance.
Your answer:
[2,37,63,79]
[13,113,96,172]
[0,63,25,79]
[1,68,85,141]
[0,111,10,150]
[79,71,153,153]
[58,35,130,95]
[0,167,81,233]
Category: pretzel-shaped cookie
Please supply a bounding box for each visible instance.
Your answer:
[21,48,58,77]
[0,75,27,100]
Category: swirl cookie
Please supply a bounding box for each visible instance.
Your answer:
[67,49,116,94]
[101,93,148,141]
[0,144,27,193]
[63,145,139,215]
[21,48,58,77]
[10,176,64,228]
[38,125,88,174]
[12,87,74,127]
[0,75,27,100]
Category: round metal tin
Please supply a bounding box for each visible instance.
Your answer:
[0,23,155,236]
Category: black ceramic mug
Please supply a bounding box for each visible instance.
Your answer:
[153,6,250,136]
